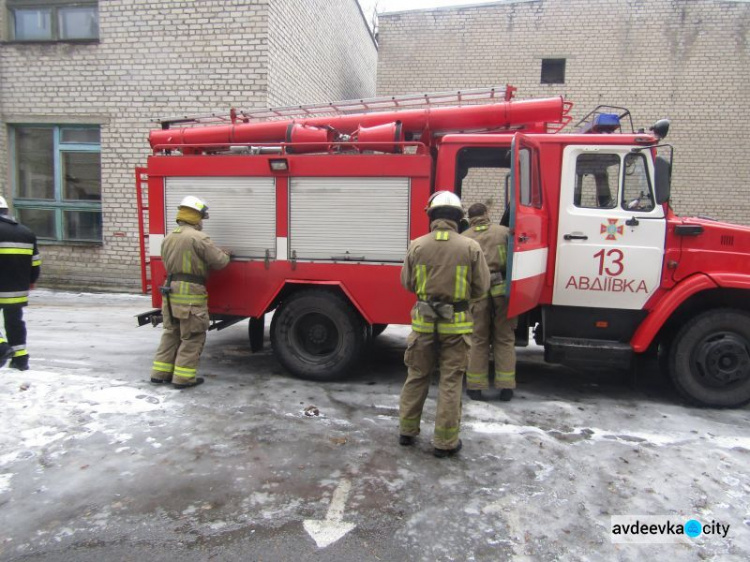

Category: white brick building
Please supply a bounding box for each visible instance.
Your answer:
[377,0,750,224]
[0,0,376,291]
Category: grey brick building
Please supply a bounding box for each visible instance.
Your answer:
[377,0,750,224]
[0,0,376,291]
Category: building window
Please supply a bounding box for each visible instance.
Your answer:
[541,58,566,84]
[8,1,98,41]
[11,125,102,243]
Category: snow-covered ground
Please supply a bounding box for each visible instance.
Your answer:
[0,290,748,561]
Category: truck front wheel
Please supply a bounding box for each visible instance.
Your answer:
[669,309,750,407]
[270,289,364,381]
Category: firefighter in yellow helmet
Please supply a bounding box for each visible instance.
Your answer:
[399,191,490,457]
[150,196,231,388]
[463,202,517,401]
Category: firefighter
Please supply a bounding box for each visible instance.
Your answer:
[150,196,230,389]
[463,202,517,401]
[0,195,41,371]
[399,191,490,458]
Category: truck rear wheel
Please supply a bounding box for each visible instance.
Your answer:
[669,309,750,407]
[270,289,364,381]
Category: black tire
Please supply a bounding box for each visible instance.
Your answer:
[371,324,388,338]
[270,289,364,381]
[669,309,750,407]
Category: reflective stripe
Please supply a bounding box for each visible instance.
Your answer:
[497,244,507,269]
[411,320,474,335]
[0,337,6,344]
[454,265,468,301]
[495,371,516,381]
[434,426,459,441]
[183,251,191,274]
[415,265,427,301]
[490,284,506,297]
[170,294,207,304]
[152,361,173,373]
[13,349,29,358]
[466,372,487,385]
[0,291,30,298]
[0,297,28,305]
[0,248,33,256]
[0,242,33,250]
[32,255,42,266]
[435,230,450,241]
[474,225,489,231]
[400,416,421,432]
[174,365,196,378]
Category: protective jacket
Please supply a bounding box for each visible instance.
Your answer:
[401,219,490,334]
[462,216,510,297]
[0,215,41,307]
[161,222,230,306]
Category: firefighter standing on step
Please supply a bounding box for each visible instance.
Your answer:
[150,196,230,389]
[0,196,41,371]
[399,191,490,458]
[463,203,517,401]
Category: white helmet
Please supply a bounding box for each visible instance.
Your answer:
[426,190,463,217]
[0,196,8,210]
[178,195,209,218]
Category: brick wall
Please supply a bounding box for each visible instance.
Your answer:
[377,0,750,225]
[0,0,376,291]
[268,0,377,106]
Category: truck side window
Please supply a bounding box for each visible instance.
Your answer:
[574,153,619,209]
[519,148,542,208]
[622,153,655,212]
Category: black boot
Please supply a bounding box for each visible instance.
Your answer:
[499,389,514,402]
[434,440,462,458]
[467,389,483,401]
[0,344,13,368]
[10,355,29,371]
[399,435,415,446]
[172,377,205,389]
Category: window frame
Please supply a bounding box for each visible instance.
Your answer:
[10,124,103,244]
[7,0,99,43]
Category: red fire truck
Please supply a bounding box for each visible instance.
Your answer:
[136,86,750,408]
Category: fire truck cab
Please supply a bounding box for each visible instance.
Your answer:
[137,87,750,408]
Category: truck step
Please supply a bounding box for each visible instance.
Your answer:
[544,337,632,370]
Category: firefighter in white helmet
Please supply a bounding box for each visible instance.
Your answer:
[150,196,231,388]
[0,195,41,370]
[399,190,490,457]
[463,202,517,401]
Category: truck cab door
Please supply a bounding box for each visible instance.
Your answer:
[552,145,666,309]
[506,133,548,317]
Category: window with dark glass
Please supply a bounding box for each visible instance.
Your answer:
[12,125,102,243]
[8,1,98,41]
[541,58,566,84]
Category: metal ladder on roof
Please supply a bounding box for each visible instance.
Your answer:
[154,85,519,128]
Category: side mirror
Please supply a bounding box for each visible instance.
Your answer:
[654,154,672,204]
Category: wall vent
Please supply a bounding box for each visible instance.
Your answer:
[720,235,734,246]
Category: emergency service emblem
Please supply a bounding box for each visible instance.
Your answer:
[601,219,624,240]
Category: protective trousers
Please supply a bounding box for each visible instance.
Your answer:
[0,305,27,359]
[151,302,210,384]
[466,295,517,390]
[399,330,470,450]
